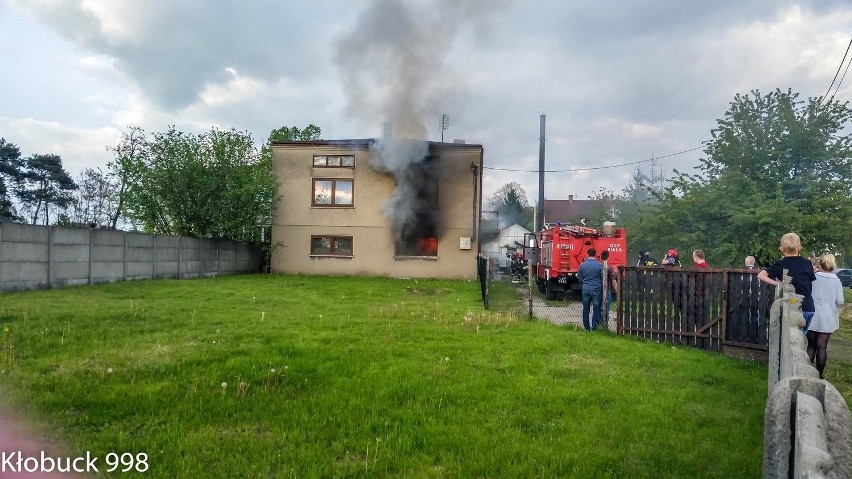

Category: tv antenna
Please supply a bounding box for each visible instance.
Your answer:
[439,114,449,142]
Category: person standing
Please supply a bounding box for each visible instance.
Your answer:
[693,250,709,268]
[757,233,817,334]
[663,249,682,267]
[808,254,845,379]
[577,248,603,331]
[600,250,618,325]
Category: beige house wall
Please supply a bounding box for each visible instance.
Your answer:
[271,140,483,279]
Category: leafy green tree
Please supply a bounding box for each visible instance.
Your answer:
[107,126,147,229]
[267,124,322,142]
[486,182,532,230]
[16,154,76,225]
[639,89,852,266]
[114,126,277,243]
[0,137,23,221]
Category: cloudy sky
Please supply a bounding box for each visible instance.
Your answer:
[2,0,852,204]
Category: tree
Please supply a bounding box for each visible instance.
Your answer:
[107,126,148,229]
[113,126,277,243]
[65,167,120,227]
[486,182,532,230]
[267,124,322,142]
[638,89,852,266]
[0,138,23,221]
[16,154,76,225]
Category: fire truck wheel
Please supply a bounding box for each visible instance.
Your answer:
[537,280,546,294]
[545,281,557,301]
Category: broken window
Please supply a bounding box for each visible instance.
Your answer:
[394,156,440,257]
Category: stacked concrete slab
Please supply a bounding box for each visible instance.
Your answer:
[0,223,263,292]
[764,274,852,478]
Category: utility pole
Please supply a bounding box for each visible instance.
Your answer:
[536,113,546,232]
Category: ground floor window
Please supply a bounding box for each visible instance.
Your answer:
[310,235,353,256]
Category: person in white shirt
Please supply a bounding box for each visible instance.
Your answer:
[808,254,845,379]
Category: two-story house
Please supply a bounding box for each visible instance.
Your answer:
[270,138,484,279]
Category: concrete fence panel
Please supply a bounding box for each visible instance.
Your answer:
[764,273,852,478]
[0,223,263,292]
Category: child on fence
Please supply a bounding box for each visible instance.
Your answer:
[757,232,816,334]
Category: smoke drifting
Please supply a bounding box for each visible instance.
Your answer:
[334,0,508,248]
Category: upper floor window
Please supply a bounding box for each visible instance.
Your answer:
[313,178,354,206]
[313,155,355,167]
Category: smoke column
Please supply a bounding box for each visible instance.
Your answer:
[334,0,510,241]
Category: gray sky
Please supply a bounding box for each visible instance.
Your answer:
[2,0,851,204]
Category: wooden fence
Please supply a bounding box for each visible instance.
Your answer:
[617,267,773,356]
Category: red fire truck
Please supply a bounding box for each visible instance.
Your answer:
[524,223,627,300]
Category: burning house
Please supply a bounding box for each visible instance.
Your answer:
[269,137,484,279]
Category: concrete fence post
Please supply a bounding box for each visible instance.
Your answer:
[88,227,93,285]
[177,236,182,279]
[152,233,158,279]
[47,225,53,288]
[122,231,127,281]
[198,237,203,277]
[0,223,4,287]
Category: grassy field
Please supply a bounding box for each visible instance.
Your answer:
[0,274,767,478]
[823,288,852,403]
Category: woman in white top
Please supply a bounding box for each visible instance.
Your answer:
[807,254,845,379]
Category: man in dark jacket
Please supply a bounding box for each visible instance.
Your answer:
[578,248,603,330]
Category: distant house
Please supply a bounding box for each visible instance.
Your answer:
[543,195,613,226]
[270,138,484,279]
[481,223,531,270]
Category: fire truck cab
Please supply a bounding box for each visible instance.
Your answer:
[528,222,627,300]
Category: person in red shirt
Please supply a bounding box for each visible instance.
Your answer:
[693,249,709,268]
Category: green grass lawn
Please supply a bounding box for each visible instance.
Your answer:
[0,274,766,478]
[824,288,852,403]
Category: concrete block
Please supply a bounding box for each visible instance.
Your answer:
[0,262,47,282]
[92,229,124,246]
[795,392,833,477]
[0,223,48,243]
[52,244,88,262]
[92,262,123,279]
[125,232,153,248]
[51,227,89,245]
[156,247,179,262]
[91,245,123,262]
[126,262,154,278]
[156,261,179,276]
[824,382,852,479]
[155,235,179,248]
[1,242,48,262]
[52,262,88,281]
[126,247,153,262]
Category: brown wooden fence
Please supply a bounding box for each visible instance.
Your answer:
[617,267,773,356]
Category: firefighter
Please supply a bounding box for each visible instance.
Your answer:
[637,251,658,267]
[662,249,682,267]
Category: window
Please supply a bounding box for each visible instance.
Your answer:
[310,235,353,256]
[313,179,353,206]
[313,155,355,167]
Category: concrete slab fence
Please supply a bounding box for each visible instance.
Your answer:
[763,273,852,478]
[0,222,263,292]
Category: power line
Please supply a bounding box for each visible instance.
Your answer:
[830,47,852,102]
[482,146,703,173]
[822,35,852,103]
